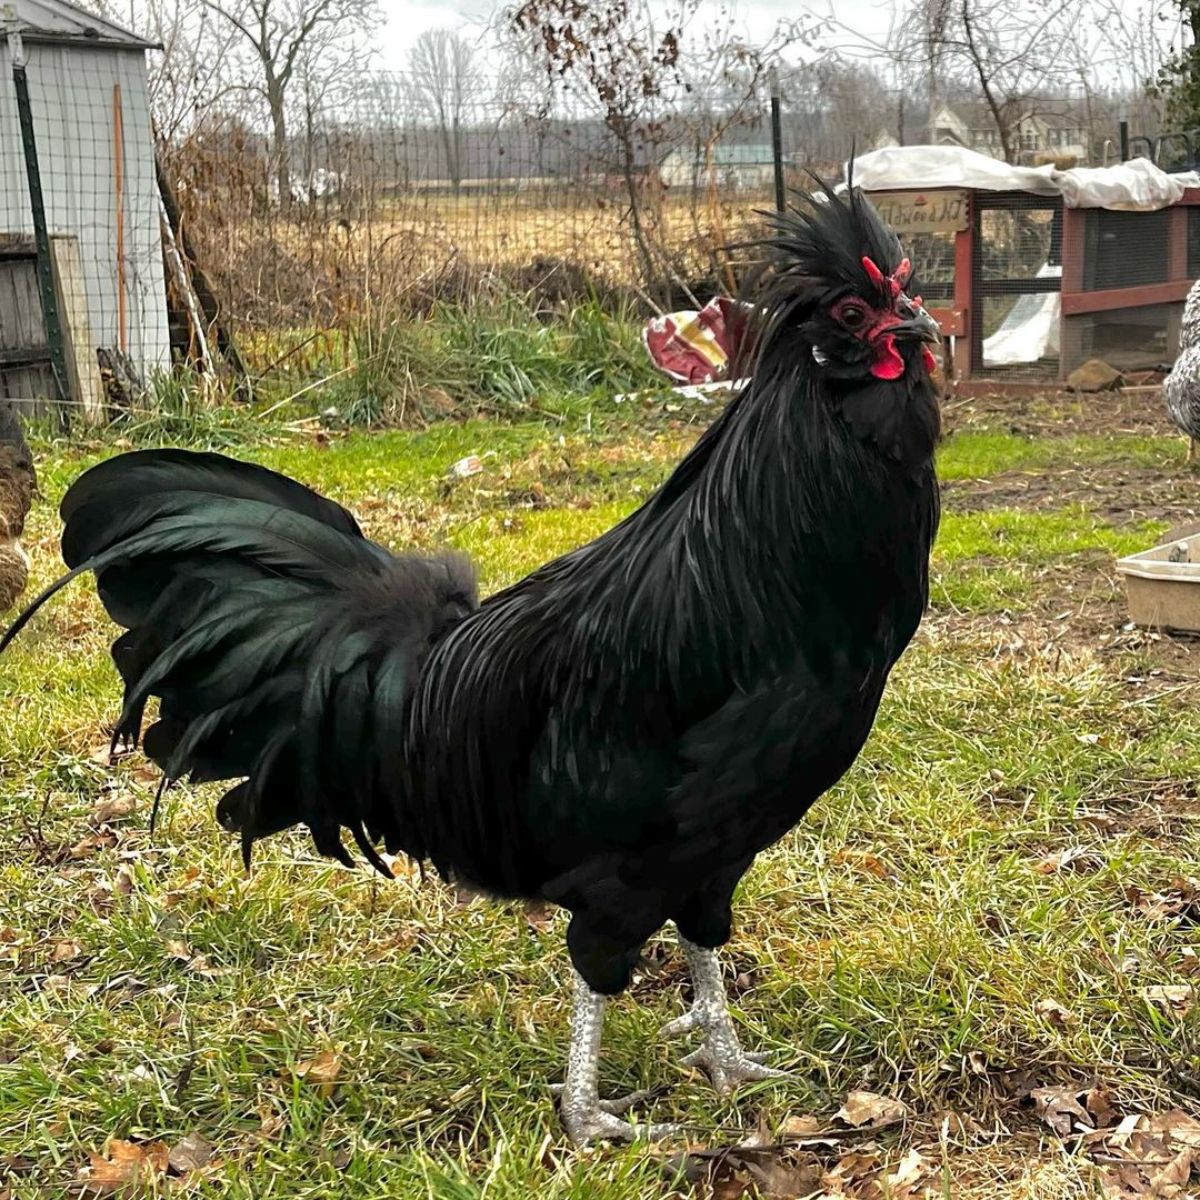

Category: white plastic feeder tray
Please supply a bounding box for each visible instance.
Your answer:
[1117,533,1200,633]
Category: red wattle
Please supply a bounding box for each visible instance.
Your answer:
[870,334,905,380]
[922,346,938,374]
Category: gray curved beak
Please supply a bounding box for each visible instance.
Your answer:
[893,308,942,345]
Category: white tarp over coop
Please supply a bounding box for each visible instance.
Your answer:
[0,0,168,389]
[852,145,1190,212]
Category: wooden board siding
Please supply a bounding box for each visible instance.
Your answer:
[0,240,55,410]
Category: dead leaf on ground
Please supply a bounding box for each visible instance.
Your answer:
[1087,1083,1120,1130]
[1086,1109,1200,1197]
[89,743,126,767]
[834,1090,909,1131]
[1031,1084,1096,1137]
[1141,985,1193,1016]
[832,849,890,878]
[778,1114,841,1148]
[86,882,113,914]
[886,1148,932,1193]
[964,1050,990,1078]
[1035,845,1101,875]
[92,795,137,824]
[167,1132,216,1174]
[821,1149,884,1192]
[291,1050,342,1097]
[662,1143,823,1199]
[1178,948,1200,977]
[1126,878,1200,925]
[50,939,83,963]
[69,831,118,860]
[78,1139,168,1196]
[163,938,191,962]
[523,901,556,933]
[1035,997,1074,1027]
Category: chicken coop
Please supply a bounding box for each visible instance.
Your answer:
[0,0,167,420]
[856,146,1200,391]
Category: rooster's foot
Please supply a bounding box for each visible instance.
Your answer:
[680,1033,790,1095]
[666,934,791,1095]
[550,1083,664,1117]
[561,970,684,1144]
[562,1103,684,1144]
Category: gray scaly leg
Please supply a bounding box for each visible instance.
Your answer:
[660,936,790,1094]
[559,971,681,1144]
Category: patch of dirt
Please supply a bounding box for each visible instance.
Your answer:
[943,385,1176,439]
[924,590,1200,690]
[942,466,1200,528]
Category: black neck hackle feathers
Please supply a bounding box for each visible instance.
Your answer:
[3,190,941,1011]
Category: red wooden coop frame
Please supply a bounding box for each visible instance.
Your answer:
[863,185,1200,394]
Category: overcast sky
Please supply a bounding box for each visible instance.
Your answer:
[375,0,902,72]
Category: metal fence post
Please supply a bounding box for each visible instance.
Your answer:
[769,67,785,214]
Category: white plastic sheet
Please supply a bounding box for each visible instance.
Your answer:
[981,264,1062,365]
[850,145,1191,212]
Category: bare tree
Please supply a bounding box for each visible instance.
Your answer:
[197,0,380,206]
[406,29,476,193]
[506,0,692,287]
[916,0,1085,163]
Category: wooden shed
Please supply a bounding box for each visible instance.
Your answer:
[0,0,166,416]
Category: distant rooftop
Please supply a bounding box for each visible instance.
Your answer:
[0,0,158,50]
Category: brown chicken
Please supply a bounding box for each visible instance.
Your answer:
[0,402,35,611]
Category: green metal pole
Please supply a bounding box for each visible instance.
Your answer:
[8,29,71,427]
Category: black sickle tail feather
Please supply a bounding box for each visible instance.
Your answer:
[4,449,478,872]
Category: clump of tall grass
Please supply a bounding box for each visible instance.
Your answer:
[317,293,668,427]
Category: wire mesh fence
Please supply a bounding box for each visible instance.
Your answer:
[1,39,1195,413]
[152,69,808,379]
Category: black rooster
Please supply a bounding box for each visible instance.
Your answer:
[3,188,941,1142]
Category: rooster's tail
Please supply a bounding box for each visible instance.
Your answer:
[1,449,477,871]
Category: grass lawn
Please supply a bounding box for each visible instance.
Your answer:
[3,390,1200,1198]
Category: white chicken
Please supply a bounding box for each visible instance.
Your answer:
[1164,277,1200,463]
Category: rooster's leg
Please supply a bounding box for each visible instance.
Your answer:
[559,971,681,1144]
[660,936,790,1094]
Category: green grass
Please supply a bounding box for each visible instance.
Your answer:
[937,430,1184,481]
[3,400,1199,1197]
[931,507,1166,613]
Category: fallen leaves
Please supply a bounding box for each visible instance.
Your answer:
[1140,985,1194,1017]
[1126,878,1200,925]
[289,1050,342,1098]
[166,1132,216,1174]
[77,1132,217,1195]
[1034,845,1103,875]
[1027,1082,1200,1196]
[1087,1111,1200,1198]
[523,900,557,933]
[78,1139,168,1196]
[665,1142,823,1200]
[833,1091,908,1132]
[1032,1084,1100,1138]
[68,830,118,861]
[1034,997,1074,1027]
[91,794,137,824]
[665,1092,924,1199]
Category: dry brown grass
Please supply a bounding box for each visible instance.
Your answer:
[182,186,773,330]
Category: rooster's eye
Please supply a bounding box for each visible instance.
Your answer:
[839,305,866,328]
